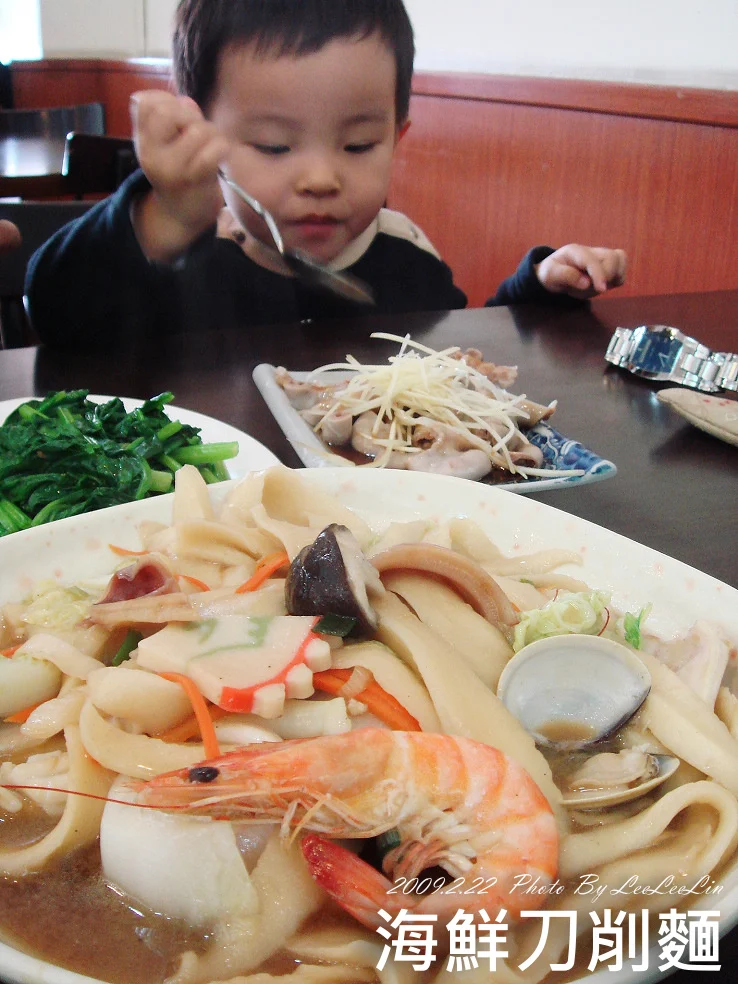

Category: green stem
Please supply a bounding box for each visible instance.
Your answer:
[157,454,183,474]
[0,498,32,535]
[149,469,173,494]
[111,630,142,667]
[55,407,76,426]
[17,404,49,422]
[172,441,239,466]
[134,460,152,499]
[157,421,182,442]
[211,460,230,482]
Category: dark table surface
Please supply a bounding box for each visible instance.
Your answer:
[1,288,735,588]
[0,135,69,198]
[0,289,736,983]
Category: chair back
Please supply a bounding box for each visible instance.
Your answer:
[0,64,12,110]
[0,103,105,139]
[0,200,94,348]
[62,132,138,196]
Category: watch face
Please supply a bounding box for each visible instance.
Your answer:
[629,327,683,377]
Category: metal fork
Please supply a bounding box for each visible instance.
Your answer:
[217,168,375,306]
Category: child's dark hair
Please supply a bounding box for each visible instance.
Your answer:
[173,0,415,121]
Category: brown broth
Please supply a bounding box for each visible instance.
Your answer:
[0,799,57,848]
[537,720,598,744]
[0,829,361,983]
[0,745,729,984]
[0,837,730,984]
[0,843,208,984]
[325,442,526,484]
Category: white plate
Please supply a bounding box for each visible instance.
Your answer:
[253,363,618,493]
[0,468,736,984]
[0,393,279,486]
[657,388,738,447]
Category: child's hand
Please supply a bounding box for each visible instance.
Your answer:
[130,90,231,262]
[535,245,627,299]
[0,220,21,254]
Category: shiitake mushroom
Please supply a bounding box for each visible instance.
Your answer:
[285,524,383,635]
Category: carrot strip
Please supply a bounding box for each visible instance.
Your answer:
[313,668,421,732]
[1,645,21,658]
[235,551,290,594]
[108,545,148,557]
[4,701,43,724]
[158,672,221,759]
[159,705,229,744]
[178,574,211,592]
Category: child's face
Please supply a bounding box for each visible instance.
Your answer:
[209,33,401,264]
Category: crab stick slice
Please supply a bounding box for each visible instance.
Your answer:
[137,615,332,719]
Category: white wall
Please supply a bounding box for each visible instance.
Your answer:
[27,0,738,90]
[144,0,175,58]
[404,0,738,89]
[0,0,41,62]
[39,0,144,58]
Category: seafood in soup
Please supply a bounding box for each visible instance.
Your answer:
[0,464,736,984]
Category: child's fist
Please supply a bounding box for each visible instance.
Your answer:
[130,91,231,260]
[536,245,627,299]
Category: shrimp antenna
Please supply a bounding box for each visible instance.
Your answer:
[1,783,174,811]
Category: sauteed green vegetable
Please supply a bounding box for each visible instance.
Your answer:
[0,390,238,536]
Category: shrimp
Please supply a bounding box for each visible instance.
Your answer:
[129,729,558,929]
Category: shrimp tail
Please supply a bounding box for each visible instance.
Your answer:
[302,833,399,931]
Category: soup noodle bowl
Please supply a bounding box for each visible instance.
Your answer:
[0,466,736,984]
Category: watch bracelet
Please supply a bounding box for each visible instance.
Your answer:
[605,328,738,393]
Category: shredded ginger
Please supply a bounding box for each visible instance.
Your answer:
[309,333,563,476]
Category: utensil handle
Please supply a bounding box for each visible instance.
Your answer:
[217,168,285,253]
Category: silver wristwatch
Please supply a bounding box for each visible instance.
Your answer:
[605,325,738,393]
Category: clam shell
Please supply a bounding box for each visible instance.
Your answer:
[497,635,652,749]
[561,754,680,809]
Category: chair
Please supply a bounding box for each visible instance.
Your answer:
[0,64,12,110]
[0,103,105,140]
[0,103,106,199]
[62,132,138,197]
[0,200,94,348]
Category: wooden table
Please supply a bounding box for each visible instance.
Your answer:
[0,289,736,983]
[0,135,69,198]
[1,289,735,587]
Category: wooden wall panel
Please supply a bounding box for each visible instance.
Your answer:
[412,73,738,128]
[97,63,172,137]
[11,63,102,111]
[9,60,737,302]
[388,94,738,302]
[10,59,171,137]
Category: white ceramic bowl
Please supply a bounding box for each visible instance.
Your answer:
[0,468,736,984]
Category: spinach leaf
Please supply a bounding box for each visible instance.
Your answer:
[0,391,238,537]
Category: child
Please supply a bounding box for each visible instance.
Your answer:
[26,0,626,348]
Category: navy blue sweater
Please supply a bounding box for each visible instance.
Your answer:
[26,171,558,349]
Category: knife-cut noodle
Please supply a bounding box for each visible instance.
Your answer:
[0,464,736,984]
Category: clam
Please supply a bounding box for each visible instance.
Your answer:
[496,634,652,750]
[560,750,680,809]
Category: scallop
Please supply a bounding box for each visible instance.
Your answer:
[496,634,652,749]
